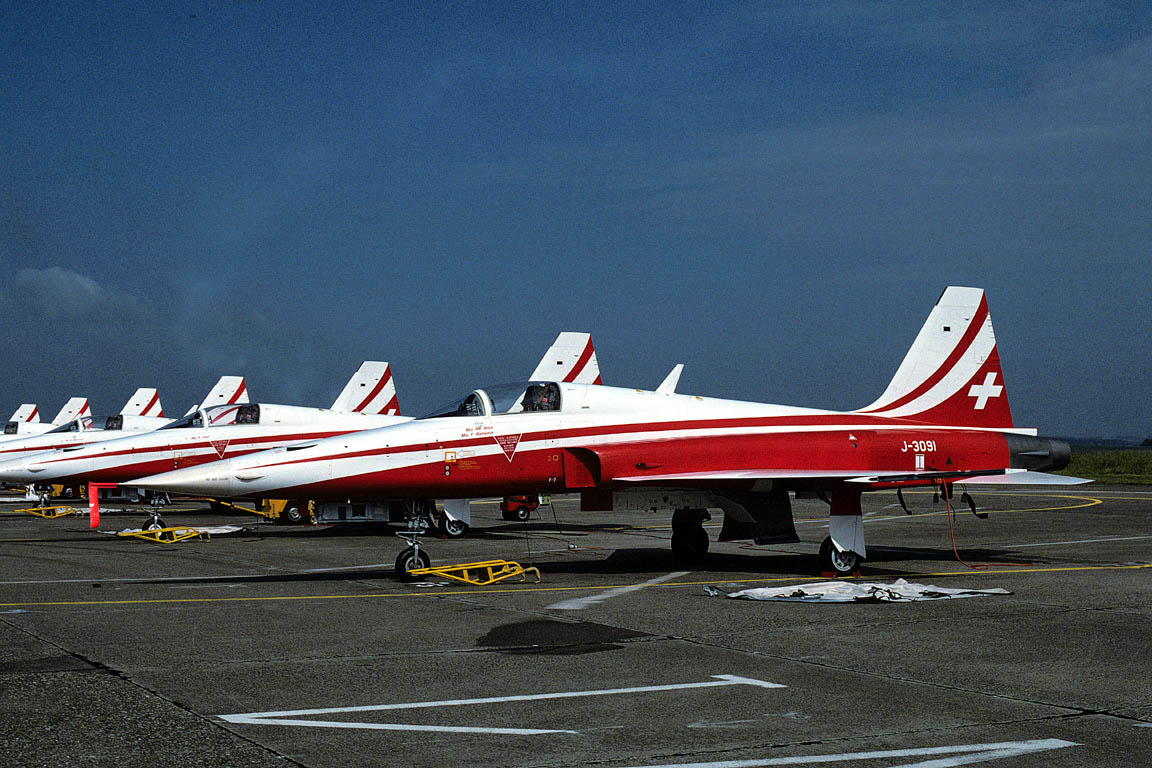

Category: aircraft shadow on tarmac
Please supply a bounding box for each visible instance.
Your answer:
[132,540,1040,587]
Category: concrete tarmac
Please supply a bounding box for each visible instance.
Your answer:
[1,487,1149,767]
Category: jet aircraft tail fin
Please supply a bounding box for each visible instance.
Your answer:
[857,286,1014,429]
[120,388,164,418]
[330,361,399,415]
[530,332,601,384]
[9,404,39,423]
[52,397,91,425]
[187,376,249,416]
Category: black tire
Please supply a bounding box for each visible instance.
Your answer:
[439,516,468,538]
[671,525,709,566]
[282,501,307,525]
[819,536,862,576]
[514,505,531,522]
[501,509,519,521]
[395,547,430,581]
[144,517,166,531]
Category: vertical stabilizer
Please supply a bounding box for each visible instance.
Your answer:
[52,397,91,425]
[858,287,1013,428]
[187,376,248,415]
[9,404,39,423]
[530,332,601,384]
[331,362,399,415]
[120,388,164,418]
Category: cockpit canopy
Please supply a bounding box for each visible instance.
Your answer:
[46,416,96,434]
[3,422,17,435]
[158,403,251,431]
[422,382,562,419]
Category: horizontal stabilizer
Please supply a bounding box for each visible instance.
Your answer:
[52,397,90,425]
[330,361,399,415]
[950,471,1092,486]
[531,332,601,384]
[9,404,39,423]
[120,387,164,417]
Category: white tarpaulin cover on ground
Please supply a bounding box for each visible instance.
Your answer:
[725,578,1012,602]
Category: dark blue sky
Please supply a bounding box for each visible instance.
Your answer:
[2,2,1149,437]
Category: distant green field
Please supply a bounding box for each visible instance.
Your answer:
[1059,449,1152,484]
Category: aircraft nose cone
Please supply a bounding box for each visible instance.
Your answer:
[129,467,234,497]
[0,459,36,483]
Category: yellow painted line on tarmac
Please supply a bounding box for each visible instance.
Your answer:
[1,562,1147,610]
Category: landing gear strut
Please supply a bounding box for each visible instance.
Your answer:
[670,508,710,566]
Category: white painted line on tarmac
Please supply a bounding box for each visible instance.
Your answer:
[620,738,1079,767]
[218,674,784,735]
[1008,535,1152,548]
[546,571,689,610]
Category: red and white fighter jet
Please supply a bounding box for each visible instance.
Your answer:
[1,397,91,441]
[0,364,398,491]
[128,287,1084,575]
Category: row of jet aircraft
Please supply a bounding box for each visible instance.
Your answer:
[0,287,1086,576]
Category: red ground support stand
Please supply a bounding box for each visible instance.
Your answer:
[87,483,119,529]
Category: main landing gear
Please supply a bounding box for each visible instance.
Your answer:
[819,536,862,576]
[670,508,711,566]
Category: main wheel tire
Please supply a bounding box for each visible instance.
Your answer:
[671,525,709,566]
[282,501,307,525]
[440,516,468,538]
[395,547,430,581]
[819,536,862,575]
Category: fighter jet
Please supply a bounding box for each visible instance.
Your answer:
[0,382,210,464]
[0,364,396,489]
[1,398,91,441]
[0,334,601,500]
[128,288,1086,576]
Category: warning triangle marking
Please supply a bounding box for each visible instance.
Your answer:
[210,440,230,458]
[494,434,521,461]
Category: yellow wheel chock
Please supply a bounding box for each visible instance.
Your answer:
[19,505,81,519]
[406,559,541,586]
[117,526,210,543]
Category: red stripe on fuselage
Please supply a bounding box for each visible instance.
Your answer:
[240,412,989,471]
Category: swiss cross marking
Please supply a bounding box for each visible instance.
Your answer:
[968,372,1003,410]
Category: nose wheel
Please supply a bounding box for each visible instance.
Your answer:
[395,531,431,581]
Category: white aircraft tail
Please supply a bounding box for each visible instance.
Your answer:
[530,332,601,384]
[330,361,399,415]
[857,286,1014,429]
[186,376,249,416]
[52,397,91,425]
[8,404,39,423]
[120,388,164,418]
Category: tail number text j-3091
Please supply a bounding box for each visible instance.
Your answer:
[901,440,937,453]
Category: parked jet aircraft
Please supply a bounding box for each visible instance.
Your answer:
[0,364,396,491]
[0,336,601,517]
[7,404,40,425]
[127,287,1086,575]
[1,398,91,441]
[0,377,258,466]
